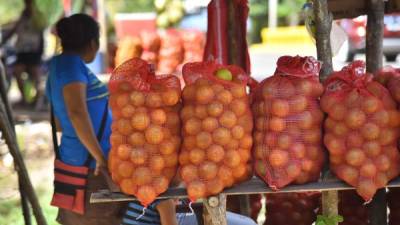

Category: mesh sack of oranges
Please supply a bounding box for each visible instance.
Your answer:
[179,61,253,201]
[388,187,400,225]
[140,31,161,66]
[338,190,368,225]
[108,58,181,207]
[252,55,325,190]
[114,37,143,68]
[321,60,400,201]
[263,192,320,225]
[157,29,184,74]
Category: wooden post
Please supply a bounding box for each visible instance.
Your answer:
[365,1,387,225]
[366,0,384,73]
[313,1,338,224]
[203,194,227,225]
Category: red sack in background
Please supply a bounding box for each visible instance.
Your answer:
[339,190,369,225]
[252,55,325,190]
[321,61,400,201]
[140,31,161,66]
[108,58,181,207]
[114,37,143,68]
[158,29,184,74]
[388,187,400,225]
[204,0,250,74]
[181,30,205,63]
[179,61,253,201]
[264,192,320,225]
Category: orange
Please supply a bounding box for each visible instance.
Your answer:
[219,111,237,128]
[218,166,234,187]
[332,122,349,137]
[196,86,214,104]
[312,82,324,97]
[153,176,169,194]
[356,180,376,201]
[118,161,134,178]
[117,144,132,160]
[303,128,321,144]
[345,109,367,129]
[379,129,398,145]
[187,180,206,200]
[207,102,224,117]
[150,109,167,125]
[196,132,213,149]
[346,132,364,148]
[137,185,157,206]
[149,155,165,171]
[301,159,313,172]
[289,96,308,113]
[232,163,247,179]
[130,91,145,106]
[286,162,302,179]
[237,114,253,132]
[133,167,152,185]
[361,123,380,140]
[226,139,240,150]
[163,152,178,167]
[230,99,247,116]
[307,146,321,160]
[178,151,190,165]
[199,161,218,180]
[110,132,126,146]
[262,81,277,99]
[131,112,150,131]
[120,179,136,195]
[189,148,205,165]
[375,173,388,188]
[329,104,346,121]
[117,119,133,135]
[271,99,290,117]
[202,117,219,132]
[207,179,224,195]
[206,145,225,163]
[324,134,345,155]
[269,117,286,132]
[180,165,198,182]
[361,96,380,114]
[181,105,195,121]
[211,84,224,93]
[375,155,391,171]
[224,150,241,168]
[163,167,176,180]
[372,110,390,126]
[183,136,197,149]
[146,92,162,108]
[290,143,306,159]
[182,85,196,101]
[337,165,358,186]
[237,148,250,163]
[160,140,176,155]
[345,148,366,167]
[279,81,295,98]
[162,89,180,106]
[145,125,164,144]
[269,149,289,168]
[324,117,335,130]
[360,162,377,178]
[255,117,267,131]
[298,111,314,130]
[217,90,233,105]
[195,105,208,119]
[128,132,145,146]
[230,85,246,98]
[345,90,361,108]
[277,133,291,150]
[212,127,232,146]
[231,125,245,139]
[121,105,136,118]
[296,79,313,96]
[184,118,202,135]
[130,148,147,165]
[388,110,400,127]
[116,93,130,108]
[135,106,147,113]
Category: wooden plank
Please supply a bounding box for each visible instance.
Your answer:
[90,176,400,203]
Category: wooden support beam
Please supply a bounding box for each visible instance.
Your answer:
[366,0,384,73]
[203,195,227,225]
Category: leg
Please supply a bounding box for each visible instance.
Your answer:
[13,63,27,104]
[26,64,42,106]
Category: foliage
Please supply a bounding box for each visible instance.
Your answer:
[316,215,344,225]
[249,0,268,43]
[155,0,184,28]
[0,0,24,26]
[32,0,64,29]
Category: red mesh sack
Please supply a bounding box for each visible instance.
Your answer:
[108,58,181,207]
[375,66,400,86]
[321,61,400,201]
[386,69,400,103]
[179,61,253,201]
[264,192,320,225]
[157,29,184,74]
[339,190,369,225]
[252,55,325,190]
[140,31,161,66]
[388,187,400,225]
[114,37,143,68]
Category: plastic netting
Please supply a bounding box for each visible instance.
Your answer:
[321,61,400,201]
[108,58,181,207]
[179,61,253,201]
[252,56,325,190]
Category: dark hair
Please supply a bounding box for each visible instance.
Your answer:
[56,14,99,51]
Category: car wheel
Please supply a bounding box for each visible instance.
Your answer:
[335,40,355,62]
[385,54,398,62]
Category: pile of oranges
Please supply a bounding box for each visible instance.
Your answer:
[253,56,325,190]
[179,63,253,201]
[108,59,181,206]
[322,61,400,201]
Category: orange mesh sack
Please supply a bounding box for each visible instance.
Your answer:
[252,55,325,190]
[108,58,181,207]
[321,61,400,201]
[179,61,253,201]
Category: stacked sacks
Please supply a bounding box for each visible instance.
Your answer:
[114,37,143,67]
[140,31,161,66]
[338,190,369,225]
[321,61,400,201]
[263,192,320,225]
[158,30,184,74]
[252,55,325,190]
[179,61,253,201]
[108,58,181,206]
